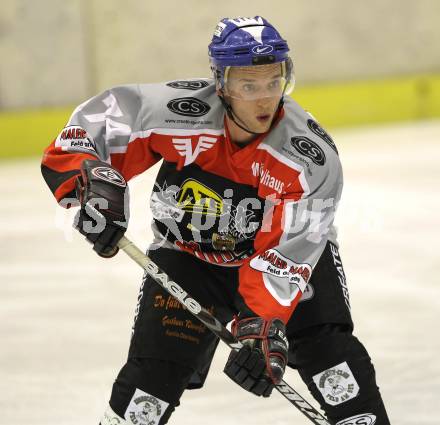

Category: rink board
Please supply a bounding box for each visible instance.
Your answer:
[1,73,439,159]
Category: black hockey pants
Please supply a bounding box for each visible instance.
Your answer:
[106,242,390,424]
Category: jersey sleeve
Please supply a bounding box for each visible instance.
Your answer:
[238,147,343,324]
[41,84,161,204]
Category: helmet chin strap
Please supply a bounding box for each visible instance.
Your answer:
[219,94,285,137]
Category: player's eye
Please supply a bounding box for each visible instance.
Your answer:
[268,79,281,91]
[242,83,258,93]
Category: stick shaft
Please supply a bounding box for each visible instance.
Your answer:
[117,236,330,425]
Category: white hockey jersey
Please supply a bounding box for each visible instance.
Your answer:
[42,79,342,323]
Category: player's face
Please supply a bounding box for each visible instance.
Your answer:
[224,63,285,134]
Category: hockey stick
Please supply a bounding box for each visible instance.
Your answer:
[117,236,331,425]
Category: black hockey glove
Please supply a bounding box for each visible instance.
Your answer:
[224,316,288,397]
[74,159,129,258]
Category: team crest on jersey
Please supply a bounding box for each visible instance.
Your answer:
[125,389,169,425]
[172,136,218,166]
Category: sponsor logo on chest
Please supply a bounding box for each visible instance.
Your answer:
[167,97,211,117]
[176,178,223,216]
[251,162,284,194]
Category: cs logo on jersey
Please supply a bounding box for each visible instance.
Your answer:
[307,119,338,154]
[167,97,211,117]
[166,80,209,91]
[291,137,326,166]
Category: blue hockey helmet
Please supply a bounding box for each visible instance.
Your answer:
[208,16,294,96]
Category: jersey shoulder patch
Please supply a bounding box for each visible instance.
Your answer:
[137,80,223,130]
[261,98,342,196]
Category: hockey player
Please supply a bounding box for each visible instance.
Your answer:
[41,16,390,425]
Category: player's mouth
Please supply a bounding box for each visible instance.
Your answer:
[256,114,271,123]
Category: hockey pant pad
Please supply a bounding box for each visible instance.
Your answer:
[108,357,195,425]
[289,324,390,424]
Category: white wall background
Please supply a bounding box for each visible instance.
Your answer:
[1,0,439,109]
